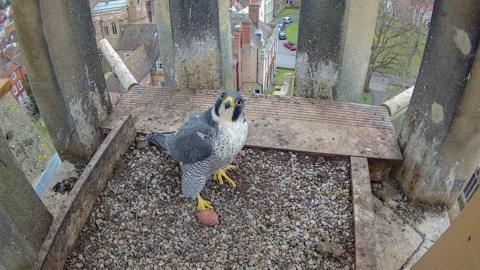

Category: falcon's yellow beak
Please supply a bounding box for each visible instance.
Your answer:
[222,96,235,109]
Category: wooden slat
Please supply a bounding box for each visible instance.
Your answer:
[103,87,402,161]
[351,157,377,270]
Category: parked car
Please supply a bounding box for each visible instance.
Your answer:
[277,22,286,30]
[278,31,287,40]
[283,17,294,24]
[284,41,297,51]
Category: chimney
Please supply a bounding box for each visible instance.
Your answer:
[233,28,241,56]
[249,0,260,26]
[241,20,251,44]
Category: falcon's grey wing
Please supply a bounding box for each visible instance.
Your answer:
[164,110,217,164]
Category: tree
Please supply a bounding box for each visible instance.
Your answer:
[404,0,433,69]
[364,0,411,92]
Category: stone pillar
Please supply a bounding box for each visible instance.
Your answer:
[294,0,346,99]
[295,0,378,101]
[394,0,480,204]
[156,0,233,90]
[0,129,52,269]
[337,0,379,102]
[13,0,112,162]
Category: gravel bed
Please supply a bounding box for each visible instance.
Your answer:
[66,139,354,270]
[371,179,447,227]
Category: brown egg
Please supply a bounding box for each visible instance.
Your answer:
[197,209,219,226]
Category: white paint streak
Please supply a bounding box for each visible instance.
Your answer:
[453,28,471,56]
[69,97,96,152]
[431,102,444,124]
[296,52,338,99]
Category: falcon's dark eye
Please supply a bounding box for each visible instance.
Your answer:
[236,98,242,106]
[220,92,226,99]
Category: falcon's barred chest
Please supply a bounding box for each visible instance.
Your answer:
[214,119,248,164]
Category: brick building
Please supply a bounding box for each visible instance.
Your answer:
[6,61,27,105]
[0,23,29,105]
[231,0,279,93]
[90,0,155,46]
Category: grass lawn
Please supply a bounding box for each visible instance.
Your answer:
[268,68,295,95]
[360,92,374,105]
[387,84,406,98]
[274,68,294,86]
[278,7,300,18]
[285,21,299,44]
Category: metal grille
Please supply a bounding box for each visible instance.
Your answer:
[458,167,480,209]
[463,168,480,202]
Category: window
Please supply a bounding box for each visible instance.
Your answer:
[103,25,109,36]
[10,72,16,80]
[155,60,163,70]
[112,22,118,35]
[21,91,27,99]
[17,80,23,89]
[12,85,18,95]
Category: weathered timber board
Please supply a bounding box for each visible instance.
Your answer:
[103,87,402,161]
[351,157,377,270]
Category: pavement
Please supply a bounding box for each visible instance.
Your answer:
[275,14,300,69]
[370,72,416,105]
[277,41,297,69]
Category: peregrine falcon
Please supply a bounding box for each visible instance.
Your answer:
[147,91,248,211]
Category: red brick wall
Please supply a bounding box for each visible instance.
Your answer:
[249,0,260,26]
[240,20,251,44]
[8,67,26,104]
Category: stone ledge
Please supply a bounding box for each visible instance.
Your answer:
[34,115,135,270]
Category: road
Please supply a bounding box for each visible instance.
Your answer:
[275,14,300,69]
[369,72,416,105]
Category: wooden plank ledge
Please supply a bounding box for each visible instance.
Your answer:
[103,86,402,161]
[34,115,135,270]
[351,157,377,270]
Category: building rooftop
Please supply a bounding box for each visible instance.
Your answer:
[0,78,10,98]
[92,0,128,14]
[116,24,157,51]
[107,33,159,92]
[230,12,248,30]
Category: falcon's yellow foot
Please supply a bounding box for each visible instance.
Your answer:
[212,165,237,187]
[197,194,213,211]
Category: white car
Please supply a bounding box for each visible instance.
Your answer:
[283,17,294,24]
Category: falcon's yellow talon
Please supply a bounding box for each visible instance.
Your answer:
[197,195,213,211]
[212,166,237,187]
[225,165,236,170]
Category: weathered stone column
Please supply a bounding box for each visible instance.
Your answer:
[337,0,379,102]
[13,0,112,162]
[295,0,379,101]
[0,130,52,269]
[156,0,233,90]
[295,0,345,99]
[394,0,480,204]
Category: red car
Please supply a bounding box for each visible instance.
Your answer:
[284,41,297,51]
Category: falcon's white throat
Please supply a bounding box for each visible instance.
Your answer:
[212,99,239,124]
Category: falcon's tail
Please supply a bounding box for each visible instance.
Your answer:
[146,131,174,149]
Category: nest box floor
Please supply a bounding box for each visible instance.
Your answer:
[66,137,355,269]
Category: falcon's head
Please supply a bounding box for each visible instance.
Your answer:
[213,91,245,123]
